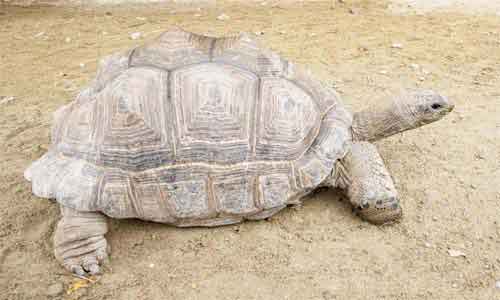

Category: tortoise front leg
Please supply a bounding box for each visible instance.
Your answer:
[336,142,402,224]
[54,206,109,275]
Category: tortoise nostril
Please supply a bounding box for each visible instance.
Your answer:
[431,103,442,110]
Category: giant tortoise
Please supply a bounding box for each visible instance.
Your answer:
[25,29,454,275]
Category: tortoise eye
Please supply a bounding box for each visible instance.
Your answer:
[431,103,442,110]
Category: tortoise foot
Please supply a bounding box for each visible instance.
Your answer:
[54,206,109,275]
[354,196,402,225]
[337,142,403,225]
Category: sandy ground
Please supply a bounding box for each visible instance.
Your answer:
[0,1,499,299]
[390,0,500,15]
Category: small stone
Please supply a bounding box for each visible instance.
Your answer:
[495,280,500,289]
[149,263,155,268]
[105,11,112,16]
[432,216,438,221]
[418,76,425,81]
[46,283,64,297]
[424,242,432,248]
[410,63,420,70]
[79,63,85,68]
[136,17,146,21]
[391,43,403,49]
[216,13,230,21]
[65,37,71,43]
[254,31,265,36]
[378,70,388,75]
[102,31,108,35]
[474,152,485,160]
[448,249,466,257]
[322,290,336,300]
[0,96,15,105]
[452,283,458,288]
[194,13,202,17]
[34,31,45,38]
[130,32,142,40]
[470,184,477,190]
[348,8,358,14]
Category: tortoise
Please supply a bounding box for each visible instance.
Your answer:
[25,29,454,275]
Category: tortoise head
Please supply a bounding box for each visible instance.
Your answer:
[352,89,455,142]
[398,90,454,126]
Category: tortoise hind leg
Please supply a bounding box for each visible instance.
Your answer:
[54,206,109,275]
[336,142,402,224]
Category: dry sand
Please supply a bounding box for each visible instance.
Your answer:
[0,0,499,299]
[390,0,500,15]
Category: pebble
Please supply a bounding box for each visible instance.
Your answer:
[46,283,64,297]
[79,63,85,68]
[391,43,403,49]
[216,13,230,21]
[378,70,388,75]
[452,283,458,288]
[474,152,485,160]
[149,263,155,268]
[448,249,466,257]
[65,37,71,43]
[34,31,45,38]
[130,32,142,40]
[254,31,265,36]
[418,76,426,81]
[495,281,500,289]
[0,96,15,105]
[424,242,432,248]
[410,63,420,70]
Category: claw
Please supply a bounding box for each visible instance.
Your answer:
[87,263,101,275]
[70,265,86,276]
[82,256,98,271]
[96,247,108,262]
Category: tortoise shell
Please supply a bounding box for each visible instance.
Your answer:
[25,29,352,226]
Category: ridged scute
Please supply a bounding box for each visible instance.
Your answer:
[25,29,352,226]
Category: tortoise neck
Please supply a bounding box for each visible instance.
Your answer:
[351,101,416,142]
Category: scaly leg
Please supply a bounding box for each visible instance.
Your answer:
[54,206,108,275]
[336,142,402,224]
